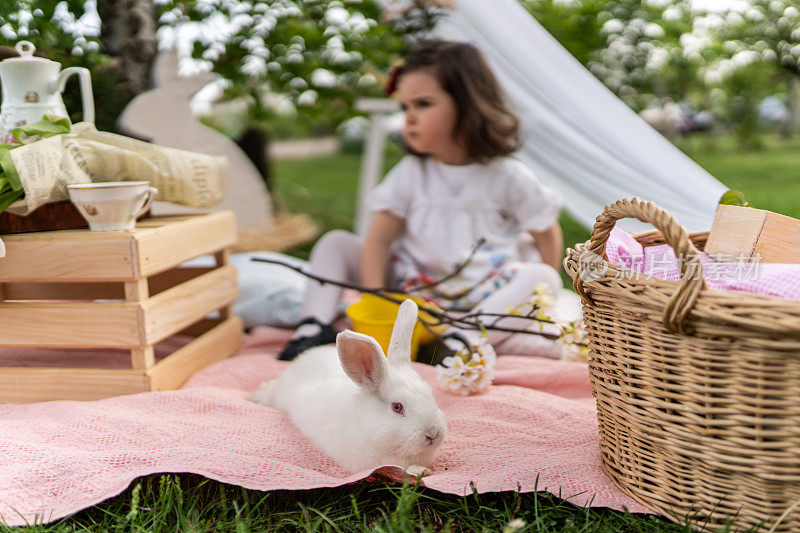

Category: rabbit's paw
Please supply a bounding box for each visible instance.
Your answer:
[404,465,432,478]
[249,380,277,406]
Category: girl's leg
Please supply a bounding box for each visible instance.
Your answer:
[458,263,565,358]
[279,230,363,360]
[300,229,363,323]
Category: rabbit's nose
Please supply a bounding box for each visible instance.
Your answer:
[425,430,440,444]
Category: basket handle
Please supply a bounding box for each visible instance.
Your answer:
[573,198,705,334]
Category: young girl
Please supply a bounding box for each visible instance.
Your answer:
[278,40,564,361]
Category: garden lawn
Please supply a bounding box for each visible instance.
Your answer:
[14,134,798,532]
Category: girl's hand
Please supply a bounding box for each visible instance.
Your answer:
[360,210,405,288]
[529,223,564,272]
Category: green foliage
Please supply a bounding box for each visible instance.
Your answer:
[712,0,800,78]
[520,0,606,66]
[0,115,70,215]
[523,0,799,145]
[718,189,748,207]
[0,0,100,59]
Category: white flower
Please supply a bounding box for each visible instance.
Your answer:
[557,320,590,362]
[297,90,318,107]
[503,519,527,533]
[528,283,555,312]
[311,68,337,88]
[240,54,267,77]
[437,338,496,396]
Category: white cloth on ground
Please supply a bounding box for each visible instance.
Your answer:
[184,251,307,329]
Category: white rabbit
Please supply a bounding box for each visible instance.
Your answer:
[250,299,446,477]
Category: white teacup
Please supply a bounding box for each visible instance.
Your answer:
[67,181,158,232]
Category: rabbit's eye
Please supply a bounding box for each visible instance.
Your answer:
[391,402,405,415]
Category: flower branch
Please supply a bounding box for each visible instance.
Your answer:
[251,256,577,342]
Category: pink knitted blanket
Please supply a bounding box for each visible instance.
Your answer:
[0,328,650,526]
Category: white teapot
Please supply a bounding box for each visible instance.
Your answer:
[0,41,94,145]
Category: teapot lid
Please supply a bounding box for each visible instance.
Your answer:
[1,41,57,64]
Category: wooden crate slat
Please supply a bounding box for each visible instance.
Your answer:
[0,302,141,347]
[0,239,136,281]
[0,212,237,282]
[0,367,149,403]
[142,264,239,344]
[147,316,243,391]
[176,317,225,337]
[135,212,237,277]
[3,281,123,300]
[0,267,218,301]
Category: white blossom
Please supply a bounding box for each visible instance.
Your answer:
[311,68,337,88]
[297,89,318,106]
[436,338,496,396]
[240,54,267,77]
[557,321,590,362]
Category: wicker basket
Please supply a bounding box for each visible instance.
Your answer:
[564,198,800,532]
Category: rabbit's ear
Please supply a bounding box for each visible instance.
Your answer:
[337,330,388,392]
[387,299,418,365]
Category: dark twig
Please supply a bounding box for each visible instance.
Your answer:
[251,256,569,341]
[403,237,487,294]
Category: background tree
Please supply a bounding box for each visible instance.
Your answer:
[525,0,696,112]
[96,0,159,98]
[157,1,439,132]
[707,0,800,136]
[155,0,440,188]
[520,0,606,66]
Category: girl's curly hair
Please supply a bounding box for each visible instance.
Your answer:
[387,41,520,163]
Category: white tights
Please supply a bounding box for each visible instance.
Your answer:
[297,229,564,354]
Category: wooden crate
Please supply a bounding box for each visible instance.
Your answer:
[0,212,244,403]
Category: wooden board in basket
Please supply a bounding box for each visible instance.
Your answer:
[564,198,800,532]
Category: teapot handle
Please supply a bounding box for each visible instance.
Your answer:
[53,67,95,124]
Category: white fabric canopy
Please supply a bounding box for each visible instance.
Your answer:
[434,0,727,232]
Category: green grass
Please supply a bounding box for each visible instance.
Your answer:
[674,133,800,219]
[20,474,700,532]
[19,134,800,532]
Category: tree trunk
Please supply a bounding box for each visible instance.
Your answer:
[96,0,159,98]
[783,75,800,138]
[235,127,274,195]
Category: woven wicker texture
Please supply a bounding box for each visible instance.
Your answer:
[565,198,800,532]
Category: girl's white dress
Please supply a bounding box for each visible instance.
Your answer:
[367,155,562,308]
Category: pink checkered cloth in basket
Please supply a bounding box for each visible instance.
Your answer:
[607,228,800,300]
[0,327,650,526]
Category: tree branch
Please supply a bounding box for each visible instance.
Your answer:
[251,256,576,342]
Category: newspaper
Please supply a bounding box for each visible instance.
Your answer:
[6,122,228,215]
